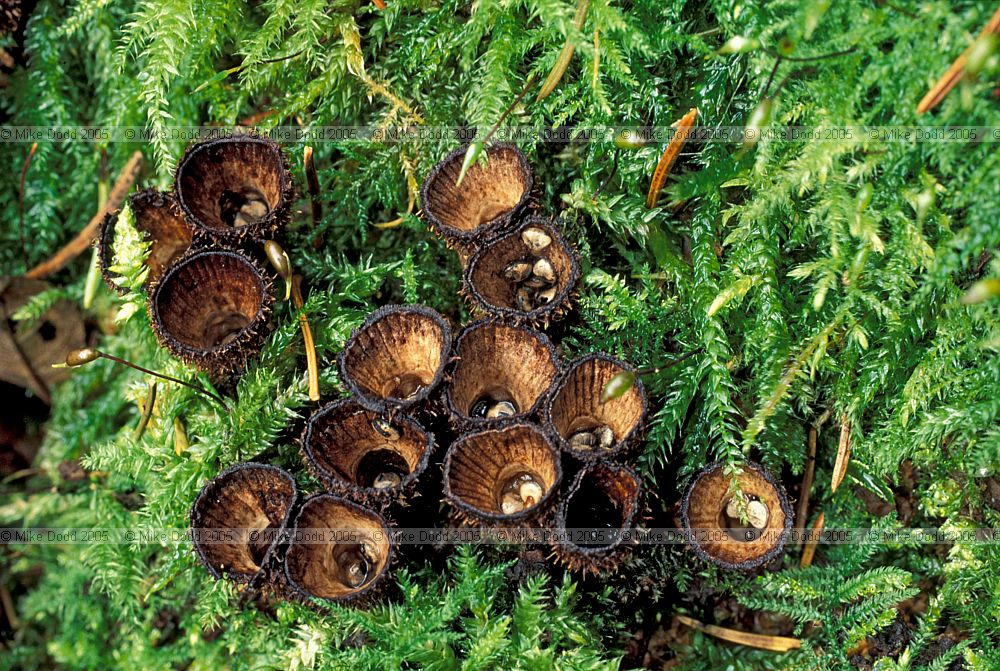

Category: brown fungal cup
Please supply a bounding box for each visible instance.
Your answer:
[301,399,435,506]
[174,136,292,242]
[543,353,647,461]
[149,248,273,374]
[338,305,452,413]
[189,463,298,584]
[443,422,561,526]
[445,320,560,430]
[99,190,196,295]
[680,461,793,570]
[420,144,533,253]
[464,217,579,324]
[284,494,393,604]
[552,462,642,575]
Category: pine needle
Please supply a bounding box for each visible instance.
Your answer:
[536,0,590,101]
[646,107,698,208]
[292,276,321,402]
[917,5,1000,113]
[675,615,801,652]
[800,511,825,568]
[832,416,851,493]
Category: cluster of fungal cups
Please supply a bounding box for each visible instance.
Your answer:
[98,136,292,378]
[422,144,650,574]
[185,142,794,608]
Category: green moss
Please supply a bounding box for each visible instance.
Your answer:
[2,0,999,669]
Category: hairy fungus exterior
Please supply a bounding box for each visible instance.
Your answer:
[463,217,579,325]
[174,136,293,243]
[443,422,561,527]
[552,462,642,575]
[189,463,298,584]
[284,494,393,605]
[99,189,195,295]
[543,353,647,461]
[149,247,273,375]
[301,398,435,508]
[338,304,452,414]
[420,144,534,253]
[680,461,793,571]
[444,319,560,431]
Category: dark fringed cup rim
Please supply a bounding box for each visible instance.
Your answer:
[283,493,394,605]
[552,461,642,574]
[97,210,125,295]
[189,462,298,584]
[444,318,561,431]
[337,304,453,414]
[98,189,195,296]
[463,217,580,325]
[442,421,563,525]
[148,247,274,374]
[542,352,649,462]
[420,143,534,252]
[300,397,436,506]
[174,136,293,243]
[679,460,794,571]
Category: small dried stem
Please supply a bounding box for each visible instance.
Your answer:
[98,352,229,410]
[133,380,157,439]
[292,275,320,402]
[304,146,322,228]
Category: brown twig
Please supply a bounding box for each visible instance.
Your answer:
[25,151,143,280]
[917,5,1000,114]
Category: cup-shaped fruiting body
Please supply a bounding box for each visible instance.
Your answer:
[284,494,393,604]
[443,422,561,526]
[420,144,533,253]
[149,247,273,374]
[301,398,435,507]
[464,217,579,325]
[445,320,560,431]
[338,305,452,413]
[552,462,642,575]
[189,463,298,584]
[174,136,292,243]
[543,353,647,461]
[680,460,793,570]
[99,190,196,295]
